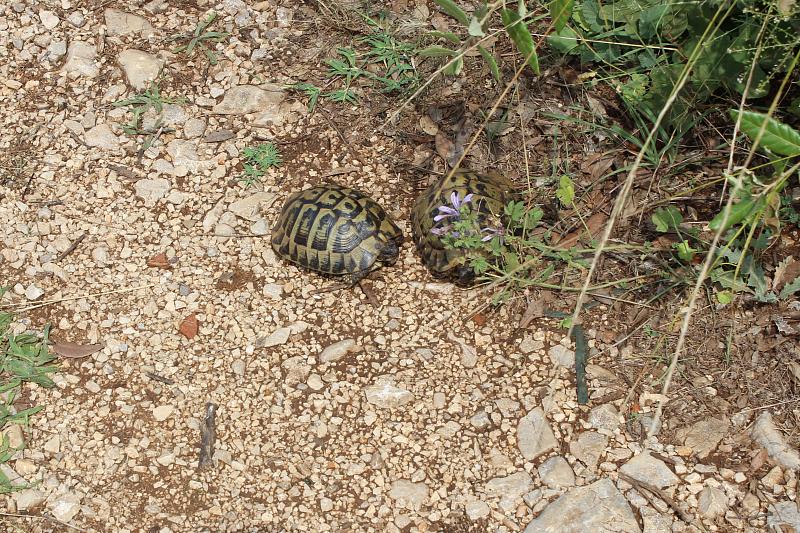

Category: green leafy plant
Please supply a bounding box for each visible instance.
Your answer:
[0,306,57,493]
[425,0,541,80]
[112,83,183,153]
[168,11,230,65]
[547,0,800,137]
[707,111,800,302]
[241,143,282,187]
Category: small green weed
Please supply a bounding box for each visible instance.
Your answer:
[0,292,58,494]
[168,11,230,65]
[241,143,282,187]
[290,16,420,111]
[112,83,184,153]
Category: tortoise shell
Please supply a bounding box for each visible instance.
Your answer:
[271,184,403,283]
[411,171,517,285]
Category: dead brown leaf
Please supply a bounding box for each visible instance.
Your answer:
[772,256,800,293]
[471,313,487,326]
[519,291,555,328]
[435,132,455,164]
[179,313,199,339]
[51,341,104,359]
[419,115,439,136]
[580,152,616,182]
[147,252,171,269]
[554,212,608,249]
[750,448,769,472]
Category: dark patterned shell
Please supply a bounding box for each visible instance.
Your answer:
[271,184,402,280]
[411,171,517,280]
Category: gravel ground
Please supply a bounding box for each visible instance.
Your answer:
[1,1,798,532]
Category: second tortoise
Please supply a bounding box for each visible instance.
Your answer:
[411,171,517,285]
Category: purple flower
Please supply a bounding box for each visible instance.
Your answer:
[433,192,474,223]
[481,223,505,243]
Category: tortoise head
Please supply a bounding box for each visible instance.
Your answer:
[377,236,401,266]
[454,264,476,286]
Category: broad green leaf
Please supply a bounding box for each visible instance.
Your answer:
[716,290,732,304]
[709,196,762,232]
[417,46,457,57]
[526,207,544,228]
[730,110,800,157]
[548,26,580,53]
[504,200,525,222]
[549,0,575,31]
[651,206,683,232]
[428,31,461,44]
[468,16,485,37]
[674,240,696,262]
[477,45,500,81]
[433,0,469,25]
[779,275,800,299]
[501,9,540,75]
[443,56,464,76]
[556,175,575,206]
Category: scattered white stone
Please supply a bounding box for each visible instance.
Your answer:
[250,219,270,235]
[620,452,678,488]
[92,246,110,266]
[213,85,286,115]
[62,41,99,78]
[282,356,311,385]
[2,425,24,449]
[319,339,360,363]
[697,486,728,518]
[517,407,557,460]
[470,410,491,430]
[523,478,641,532]
[24,284,44,301]
[44,434,61,454]
[104,8,155,37]
[229,192,277,221]
[752,411,800,470]
[538,456,576,488]
[588,403,620,431]
[184,118,207,139]
[768,501,800,531]
[118,49,163,90]
[39,10,60,29]
[166,140,215,176]
[365,381,414,409]
[389,480,428,511]
[485,471,533,511]
[548,344,575,368]
[320,497,334,512]
[676,417,729,459]
[152,405,174,422]
[49,492,82,522]
[465,500,490,520]
[307,374,324,391]
[569,431,608,470]
[134,178,170,206]
[13,489,46,511]
[156,452,175,466]
[84,124,120,150]
[261,326,292,347]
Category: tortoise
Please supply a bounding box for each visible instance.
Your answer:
[271,183,403,285]
[411,171,517,285]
